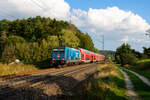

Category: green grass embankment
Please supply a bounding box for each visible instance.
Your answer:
[129,69,150,81]
[0,63,38,76]
[125,59,150,80]
[75,63,127,100]
[121,68,150,100]
[135,59,150,72]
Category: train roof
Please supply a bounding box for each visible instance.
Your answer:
[53,46,105,57]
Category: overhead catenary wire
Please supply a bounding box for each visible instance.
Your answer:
[90,33,104,51]
[30,0,46,10]
[0,0,47,20]
[0,0,31,19]
[0,9,17,19]
[37,0,49,9]
[0,14,6,18]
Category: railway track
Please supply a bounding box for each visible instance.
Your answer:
[0,64,91,88]
[0,64,98,99]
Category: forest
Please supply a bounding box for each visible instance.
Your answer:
[0,16,99,65]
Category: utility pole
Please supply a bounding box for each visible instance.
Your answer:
[102,34,104,52]
[100,34,104,54]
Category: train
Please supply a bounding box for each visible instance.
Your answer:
[52,46,105,67]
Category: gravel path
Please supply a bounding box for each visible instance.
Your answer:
[119,69,139,100]
[124,69,150,87]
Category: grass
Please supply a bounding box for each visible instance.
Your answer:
[74,63,127,100]
[129,69,150,81]
[0,63,38,76]
[134,59,150,71]
[124,59,150,80]
[122,68,150,100]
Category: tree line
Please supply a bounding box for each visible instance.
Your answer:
[0,16,99,64]
[115,43,150,66]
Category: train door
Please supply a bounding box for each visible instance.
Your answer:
[66,49,70,60]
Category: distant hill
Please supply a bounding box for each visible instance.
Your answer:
[99,50,116,57]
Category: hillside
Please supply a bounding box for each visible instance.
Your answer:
[0,16,99,64]
[99,50,115,56]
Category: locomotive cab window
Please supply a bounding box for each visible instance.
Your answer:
[53,49,64,52]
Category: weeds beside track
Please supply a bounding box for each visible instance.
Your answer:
[73,63,127,100]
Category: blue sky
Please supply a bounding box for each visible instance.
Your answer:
[66,0,150,22]
[66,0,150,26]
[0,0,150,52]
[66,0,150,51]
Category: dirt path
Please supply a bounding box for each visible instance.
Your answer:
[124,69,150,87]
[119,69,139,100]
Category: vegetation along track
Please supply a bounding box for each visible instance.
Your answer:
[120,67,150,100]
[0,64,98,100]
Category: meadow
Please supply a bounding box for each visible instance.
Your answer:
[0,63,38,76]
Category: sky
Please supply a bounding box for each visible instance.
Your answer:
[0,0,150,52]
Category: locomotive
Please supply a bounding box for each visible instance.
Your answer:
[52,46,105,66]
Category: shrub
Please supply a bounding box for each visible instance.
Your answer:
[115,43,137,66]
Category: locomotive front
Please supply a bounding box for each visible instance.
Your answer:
[52,47,66,66]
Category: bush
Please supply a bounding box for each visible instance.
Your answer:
[115,43,137,66]
[1,44,16,64]
[126,54,137,65]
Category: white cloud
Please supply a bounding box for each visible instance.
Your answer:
[71,9,88,27]
[121,36,129,42]
[0,0,70,20]
[120,36,150,47]
[71,7,150,34]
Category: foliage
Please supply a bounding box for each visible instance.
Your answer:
[122,68,150,100]
[134,59,150,71]
[75,64,127,100]
[1,44,16,63]
[143,47,150,58]
[76,31,95,51]
[0,63,37,76]
[132,49,142,59]
[62,29,80,48]
[0,16,98,65]
[115,43,137,66]
[146,29,150,37]
[128,68,150,79]
[6,35,26,45]
[0,31,7,57]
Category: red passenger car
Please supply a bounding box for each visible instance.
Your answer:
[78,48,105,63]
[78,48,93,63]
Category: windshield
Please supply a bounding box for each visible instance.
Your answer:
[53,48,65,52]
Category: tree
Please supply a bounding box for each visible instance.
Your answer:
[132,49,142,59]
[0,31,7,58]
[143,47,150,58]
[62,29,80,48]
[146,29,150,37]
[5,35,26,45]
[82,33,94,51]
[0,16,98,64]
[115,43,137,66]
[46,36,59,48]
[76,32,95,51]
[1,44,16,63]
